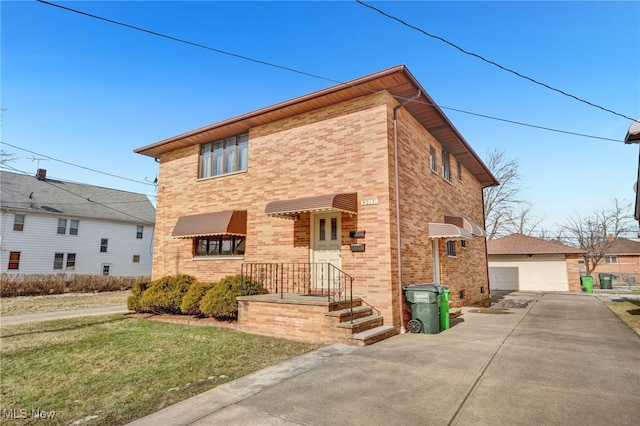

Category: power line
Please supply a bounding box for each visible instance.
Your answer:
[35,0,628,145]
[355,0,637,123]
[1,141,156,187]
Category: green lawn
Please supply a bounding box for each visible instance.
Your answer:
[0,291,129,316]
[0,314,320,425]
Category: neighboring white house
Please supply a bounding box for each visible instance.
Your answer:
[0,169,155,276]
[487,233,585,292]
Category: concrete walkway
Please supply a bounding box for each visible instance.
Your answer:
[0,305,130,326]
[127,292,640,425]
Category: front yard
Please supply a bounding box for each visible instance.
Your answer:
[0,314,319,425]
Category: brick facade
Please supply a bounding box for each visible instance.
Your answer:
[142,67,494,336]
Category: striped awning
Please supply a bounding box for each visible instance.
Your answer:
[171,210,247,238]
[428,223,472,240]
[265,193,357,219]
[444,215,485,237]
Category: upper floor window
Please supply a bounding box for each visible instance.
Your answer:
[429,146,437,172]
[70,220,79,236]
[604,256,618,264]
[442,150,451,182]
[8,252,20,270]
[136,226,144,239]
[199,133,248,178]
[13,214,25,231]
[100,238,109,253]
[57,219,67,234]
[195,235,245,257]
[457,160,462,181]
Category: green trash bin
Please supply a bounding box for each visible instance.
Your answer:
[404,284,440,334]
[439,286,450,331]
[581,276,593,293]
[599,273,613,289]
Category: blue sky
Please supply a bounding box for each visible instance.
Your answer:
[2,1,639,235]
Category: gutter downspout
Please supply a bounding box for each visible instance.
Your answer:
[393,90,421,334]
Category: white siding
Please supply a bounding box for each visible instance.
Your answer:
[0,211,153,276]
[488,254,569,292]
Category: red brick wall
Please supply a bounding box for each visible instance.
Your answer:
[566,254,583,292]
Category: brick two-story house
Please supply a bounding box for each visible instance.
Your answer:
[135,65,498,345]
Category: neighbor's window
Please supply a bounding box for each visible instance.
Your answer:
[195,235,245,257]
[57,218,67,234]
[446,240,456,257]
[199,133,248,178]
[442,150,451,181]
[66,253,76,270]
[102,265,110,276]
[429,146,437,172]
[136,225,144,239]
[100,238,108,253]
[133,255,140,263]
[8,252,21,270]
[70,220,79,236]
[13,214,25,231]
[53,253,64,270]
[604,256,618,264]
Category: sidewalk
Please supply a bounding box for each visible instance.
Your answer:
[0,305,130,326]
[127,292,640,425]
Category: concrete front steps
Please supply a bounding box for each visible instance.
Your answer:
[324,299,398,346]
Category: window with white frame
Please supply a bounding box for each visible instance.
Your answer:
[70,220,79,236]
[429,146,437,172]
[133,255,140,263]
[442,149,451,181]
[446,240,456,257]
[100,238,108,253]
[66,253,76,270]
[53,253,64,270]
[57,219,67,234]
[54,253,76,270]
[136,225,144,239]
[199,133,248,178]
[194,235,245,257]
[604,255,618,264]
[102,265,111,276]
[13,214,25,231]
[461,240,467,249]
[8,252,20,270]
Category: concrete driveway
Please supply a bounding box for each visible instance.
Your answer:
[129,292,640,425]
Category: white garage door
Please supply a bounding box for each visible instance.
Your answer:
[489,266,519,290]
[489,255,570,292]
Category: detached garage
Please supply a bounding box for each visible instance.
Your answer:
[487,234,585,292]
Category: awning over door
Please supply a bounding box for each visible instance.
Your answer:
[265,193,358,219]
[444,215,485,237]
[171,210,247,238]
[428,223,472,240]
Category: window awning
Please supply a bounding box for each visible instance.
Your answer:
[444,215,485,237]
[171,210,247,238]
[265,193,358,219]
[428,223,472,240]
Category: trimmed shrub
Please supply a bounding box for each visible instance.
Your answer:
[180,281,217,316]
[127,280,150,311]
[1,274,145,298]
[200,275,264,320]
[137,275,196,314]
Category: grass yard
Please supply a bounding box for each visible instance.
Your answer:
[0,314,320,425]
[607,299,640,336]
[1,291,129,316]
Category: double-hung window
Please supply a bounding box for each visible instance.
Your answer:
[199,133,248,178]
[429,146,437,172]
[53,253,64,270]
[446,240,456,257]
[442,150,451,182]
[57,219,67,234]
[8,252,20,270]
[136,226,144,239]
[13,214,25,231]
[70,220,79,235]
[100,239,109,253]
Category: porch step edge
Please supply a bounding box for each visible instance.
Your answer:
[348,325,397,345]
[335,315,383,329]
[324,305,372,319]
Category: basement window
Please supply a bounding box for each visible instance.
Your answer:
[459,290,465,300]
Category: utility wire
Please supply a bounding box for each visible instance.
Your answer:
[35,0,629,144]
[355,0,637,123]
[1,141,156,187]
[2,165,155,223]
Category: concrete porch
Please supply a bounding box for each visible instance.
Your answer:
[236,293,397,346]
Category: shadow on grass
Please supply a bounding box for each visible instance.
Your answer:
[0,315,131,338]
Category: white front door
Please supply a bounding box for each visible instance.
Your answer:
[312,212,342,290]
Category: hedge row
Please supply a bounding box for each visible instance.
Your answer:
[0,274,146,298]
[127,274,265,320]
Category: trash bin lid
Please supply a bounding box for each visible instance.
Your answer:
[403,283,440,293]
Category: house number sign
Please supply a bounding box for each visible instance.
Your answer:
[361,198,379,206]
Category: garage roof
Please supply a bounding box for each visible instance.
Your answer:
[487,234,585,255]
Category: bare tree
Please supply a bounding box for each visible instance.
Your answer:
[502,204,545,236]
[561,199,634,276]
[483,149,526,239]
[0,149,16,165]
